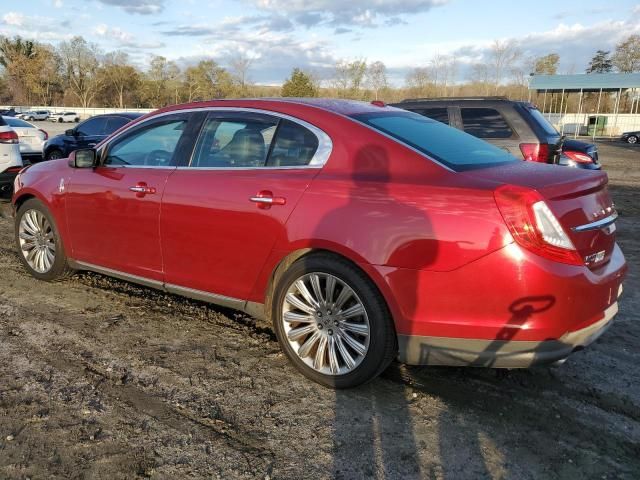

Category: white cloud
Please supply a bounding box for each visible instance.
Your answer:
[96,0,165,15]
[3,12,25,27]
[53,0,64,8]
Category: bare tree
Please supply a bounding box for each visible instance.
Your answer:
[230,53,253,91]
[613,35,640,73]
[333,59,367,99]
[489,39,521,94]
[405,67,432,98]
[366,61,387,100]
[469,63,491,96]
[58,36,103,107]
[101,51,138,108]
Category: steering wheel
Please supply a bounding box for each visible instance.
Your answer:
[144,150,173,166]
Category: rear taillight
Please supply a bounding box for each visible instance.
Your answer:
[563,150,593,164]
[0,130,19,144]
[494,184,583,266]
[519,143,549,163]
[39,129,49,140]
[4,166,22,174]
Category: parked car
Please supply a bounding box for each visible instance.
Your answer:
[559,138,600,170]
[620,131,639,144]
[17,110,50,121]
[49,111,80,123]
[392,97,600,169]
[12,99,626,388]
[0,108,18,117]
[43,113,143,160]
[3,116,48,163]
[0,115,23,201]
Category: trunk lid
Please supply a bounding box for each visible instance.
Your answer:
[468,162,617,268]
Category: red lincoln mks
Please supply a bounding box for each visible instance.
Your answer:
[12,99,626,388]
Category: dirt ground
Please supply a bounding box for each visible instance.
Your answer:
[0,141,638,479]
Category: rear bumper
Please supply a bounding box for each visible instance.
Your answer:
[398,300,619,367]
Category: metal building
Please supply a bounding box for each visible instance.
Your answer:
[528,73,640,139]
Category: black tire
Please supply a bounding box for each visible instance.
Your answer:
[272,252,397,389]
[45,149,64,161]
[74,117,80,123]
[15,198,74,282]
[58,118,63,123]
[627,135,638,144]
[27,116,34,121]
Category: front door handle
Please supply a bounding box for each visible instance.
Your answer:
[129,182,156,197]
[250,190,286,209]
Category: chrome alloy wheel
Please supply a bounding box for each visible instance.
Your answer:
[18,209,56,273]
[282,272,371,376]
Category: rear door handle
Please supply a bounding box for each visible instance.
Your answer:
[250,190,286,209]
[129,183,156,197]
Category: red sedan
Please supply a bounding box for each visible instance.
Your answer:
[12,99,626,388]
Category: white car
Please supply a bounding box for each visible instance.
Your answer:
[17,110,50,121]
[0,116,23,200]
[50,111,80,123]
[3,116,47,162]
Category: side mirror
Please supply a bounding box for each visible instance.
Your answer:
[68,149,96,168]
[65,129,76,136]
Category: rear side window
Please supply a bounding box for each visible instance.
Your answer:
[461,108,513,139]
[191,115,278,168]
[414,107,450,125]
[267,120,319,167]
[350,111,516,171]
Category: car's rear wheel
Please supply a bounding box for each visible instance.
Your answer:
[74,117,80,123]
[627,135,638,144]
[15,199,73,281]
[45,149,63,160]
[272,253,396,388]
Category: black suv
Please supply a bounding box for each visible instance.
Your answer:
[393,97,599,170]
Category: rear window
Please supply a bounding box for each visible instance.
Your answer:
[527,107,559,136]
[5,117,32,128]
[350,111,516,171]
[460,108,513,139]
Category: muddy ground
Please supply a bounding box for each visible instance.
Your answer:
[0,141,638,479]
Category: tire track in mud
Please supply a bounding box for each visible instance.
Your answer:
[0,300,277,469]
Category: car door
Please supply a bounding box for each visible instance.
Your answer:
[64,112,195,281]
[69,117,108,151]
[161,110,327,301]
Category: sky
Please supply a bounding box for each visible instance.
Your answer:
[1,0,639,85]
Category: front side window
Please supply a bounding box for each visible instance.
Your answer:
[77,117,107,136]
[460,108,513,139]
[104,118,187,167]
[350,111,516,171]
[105,116,132,133]
[191,114,278,168]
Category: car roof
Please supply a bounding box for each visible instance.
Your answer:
[150,98,402,119]
[87,112,144,120]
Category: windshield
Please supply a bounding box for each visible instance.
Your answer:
[350,110,517,171]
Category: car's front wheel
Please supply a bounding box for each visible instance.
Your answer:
[627,135,638,144]
[15,198,73,281]
[57,118,63,123]
[45,149,64,160]
[272,253,396,388]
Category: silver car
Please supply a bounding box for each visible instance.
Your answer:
[3,116,47,162]
[17,110,50,121]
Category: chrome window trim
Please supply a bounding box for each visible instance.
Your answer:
[572,212,618,232]
[98,106,333,170]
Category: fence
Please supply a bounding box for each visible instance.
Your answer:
[4,105,640,138]
[1,105,155,120]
